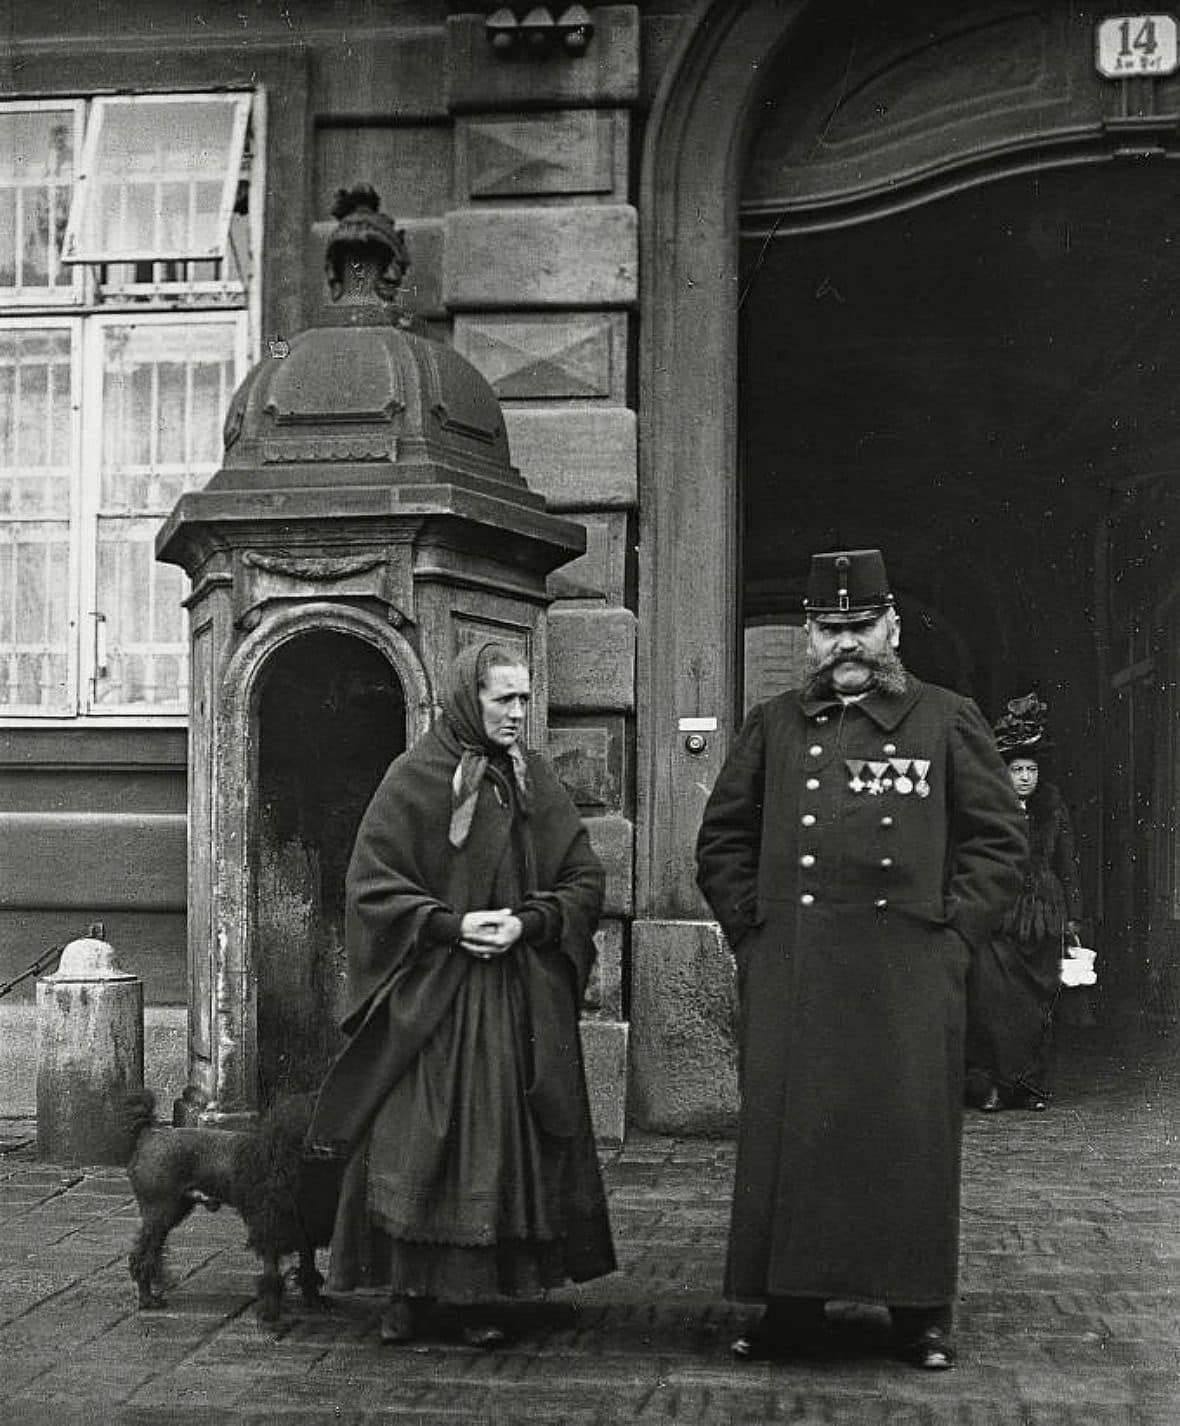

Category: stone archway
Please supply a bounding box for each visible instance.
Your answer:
[184,603,432,1122]
[632,0,1180,1127]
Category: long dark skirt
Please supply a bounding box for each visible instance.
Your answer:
[966,930,1060,1099]
[329,958,574,1303]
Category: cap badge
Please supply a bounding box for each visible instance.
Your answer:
[835,554,851,613]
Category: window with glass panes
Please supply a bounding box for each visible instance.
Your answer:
[0,94,257,720]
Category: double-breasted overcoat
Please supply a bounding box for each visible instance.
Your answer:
[696,677,1027,1308]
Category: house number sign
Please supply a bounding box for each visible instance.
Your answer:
[1096,14,1179,76]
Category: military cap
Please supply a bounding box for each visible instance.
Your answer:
[803,548,894,620]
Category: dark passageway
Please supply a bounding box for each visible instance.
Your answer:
[740,163,1180,1028]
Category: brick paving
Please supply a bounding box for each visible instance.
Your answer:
[2,1027,1178,1424]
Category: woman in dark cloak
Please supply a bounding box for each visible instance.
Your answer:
[966,694,1084,1112]
[307,641,615,1345]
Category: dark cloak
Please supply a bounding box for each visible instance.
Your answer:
[308,644,614,1295]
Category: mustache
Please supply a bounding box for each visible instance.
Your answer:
[804,643,907,697]
[809,646,897,676]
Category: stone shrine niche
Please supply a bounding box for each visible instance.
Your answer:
[254,631,404,1105]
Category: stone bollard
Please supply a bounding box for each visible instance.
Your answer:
[36,935,144,1165]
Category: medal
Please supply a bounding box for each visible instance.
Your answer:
[866,761,890,795]
[913,759,931,799]
[845,758,867,793]
[890,758,913,795]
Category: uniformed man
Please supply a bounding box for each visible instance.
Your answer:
[695,548,1027,1369]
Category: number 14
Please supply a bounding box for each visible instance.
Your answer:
[1118,17,1159,57]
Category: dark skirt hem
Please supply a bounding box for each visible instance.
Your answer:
[382,1235,575,1303]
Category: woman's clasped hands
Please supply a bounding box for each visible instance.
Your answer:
[459,909,523,960]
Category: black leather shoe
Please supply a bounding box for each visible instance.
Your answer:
[900,1325,956,1370]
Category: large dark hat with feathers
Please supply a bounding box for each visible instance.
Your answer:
[993,692,1052,758]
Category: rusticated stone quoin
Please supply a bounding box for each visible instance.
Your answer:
[550,607,636,713]
[456,313,626,403]
[584,814,634,917]
[579,1018,629,1144]
[549,607,636,712]
[504,408,637,511]
[584,917,624,1019]
[548,718,627,811]
[547,514,629,603]
[443,205,638,309]
[630,919,739,1134]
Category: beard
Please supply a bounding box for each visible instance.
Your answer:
[803,642,909,699]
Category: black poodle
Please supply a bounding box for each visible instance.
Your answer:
[124,1091,340,1322]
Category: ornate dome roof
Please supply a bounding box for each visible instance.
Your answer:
[211,323,526,499]
[207,186,531,504]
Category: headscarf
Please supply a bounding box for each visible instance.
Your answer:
[439,641,531,848]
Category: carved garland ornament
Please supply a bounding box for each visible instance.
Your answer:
[242,552,387,582]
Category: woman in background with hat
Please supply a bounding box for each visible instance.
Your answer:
[965,694,1085,1112]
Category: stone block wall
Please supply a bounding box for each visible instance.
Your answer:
[448,8,640,1144]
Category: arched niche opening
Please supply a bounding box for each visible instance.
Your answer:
[253,630,405,1105]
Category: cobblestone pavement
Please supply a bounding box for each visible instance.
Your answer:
[2,1027,1178,1425]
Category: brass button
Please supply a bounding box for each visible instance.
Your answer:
[884,742,897,755]
[800,854,816,868]
[805,777,820,790]
[800,893,815,906]
[880,857,894,868]
[801,814,817,827]
[809,744,823,757]
[874,897,888,909]
[881,815,894,827]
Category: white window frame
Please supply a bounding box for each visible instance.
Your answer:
[0,314,83,717]
[63,92,252,267]
[0,87,264,727]
[0,100,86,306]
[78,308,249,720]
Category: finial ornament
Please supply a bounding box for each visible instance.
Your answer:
[324,185,411,307]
